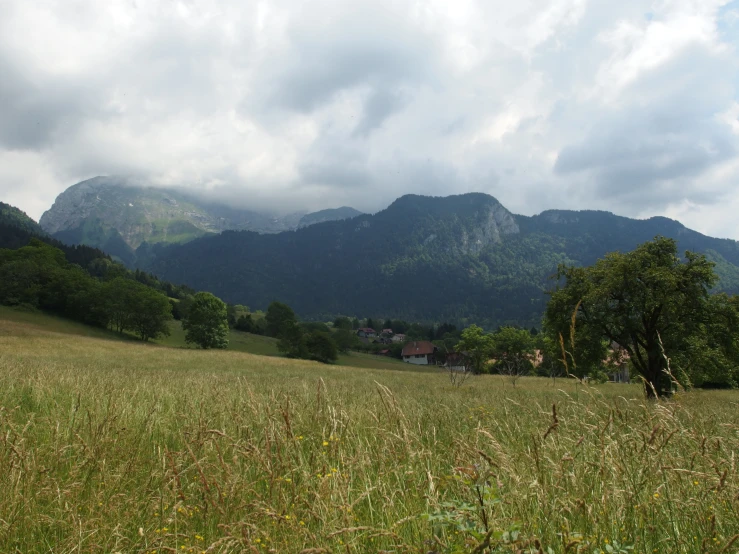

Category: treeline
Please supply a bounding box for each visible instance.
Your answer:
[0,240,175,341]
[0,204,204,343]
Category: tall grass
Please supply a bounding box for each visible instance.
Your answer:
[1,314,739,553]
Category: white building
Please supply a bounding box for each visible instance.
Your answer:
[401,341,437,365]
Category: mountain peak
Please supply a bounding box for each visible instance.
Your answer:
[38,178,368,263]
[386,192,504,212]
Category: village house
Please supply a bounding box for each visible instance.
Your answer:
[401,341,437,365]
[356,327,377,338]
[391,333,406,343]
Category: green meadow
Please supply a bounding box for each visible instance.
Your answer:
[1,307,739,553]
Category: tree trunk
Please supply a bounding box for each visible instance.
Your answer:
[644,343,668,398]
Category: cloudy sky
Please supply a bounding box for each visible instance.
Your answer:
[2,0,739,239]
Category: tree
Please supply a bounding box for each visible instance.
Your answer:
[334,316,353,330]
[305,331,339,364]
[301,321,331,333]
[101,278,140,333]
[128,287,172,341]
[456,325,494,374]
[277,321,308,358]
[234,313,255,333]
[490,326,535,386]
[182,292,229,349]
[265,301,297,338]
[333,328,361,353]
[545,236,738,397]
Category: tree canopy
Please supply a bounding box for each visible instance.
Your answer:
[490,326,535,382]
[456,325,494,374]
[545,236,739,397]
[182,292,229,349]
[265,301,298,338]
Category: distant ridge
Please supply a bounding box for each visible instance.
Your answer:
[140,192,739,328]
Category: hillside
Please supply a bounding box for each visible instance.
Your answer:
[39,176,363,264]
[0,201,114,267]
[144,193,739,328]
[0,201,44,235]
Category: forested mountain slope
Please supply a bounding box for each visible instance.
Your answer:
[145,193,739,328]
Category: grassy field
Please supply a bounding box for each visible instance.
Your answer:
[2,309,739,553]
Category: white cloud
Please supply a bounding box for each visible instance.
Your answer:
[0,0,738,239]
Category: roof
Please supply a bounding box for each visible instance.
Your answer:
[358,327,376,333]
[401,341,436,357]
[382,328,393,334]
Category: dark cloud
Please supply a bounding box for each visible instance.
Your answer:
[555,112,735,192]
[353,88,408,137]
[0,54,99,149]
[555,42,739,210]
[264,3,439,113]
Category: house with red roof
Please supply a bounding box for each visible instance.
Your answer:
[356,327,377,338]
[401,341,437,365]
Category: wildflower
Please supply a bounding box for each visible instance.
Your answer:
[322,441,329,446]
[195,535,204,541]
[299,521,305,526]
[285,515,290,520]
[653,493,659,499]
[694,481,699,485]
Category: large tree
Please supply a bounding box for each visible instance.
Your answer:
[305,331,339,364]
[265,301,297,338]
[182,292,229,349]
[490,326,535,384]
[127,287,172,342]
[456,325,494,374]
[545,236,739,397]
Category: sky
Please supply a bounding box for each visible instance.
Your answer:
[1,0,739,239]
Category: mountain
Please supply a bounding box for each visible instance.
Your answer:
[297,207,363,228]
[39,176,363,264]
[142,192,739,328]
